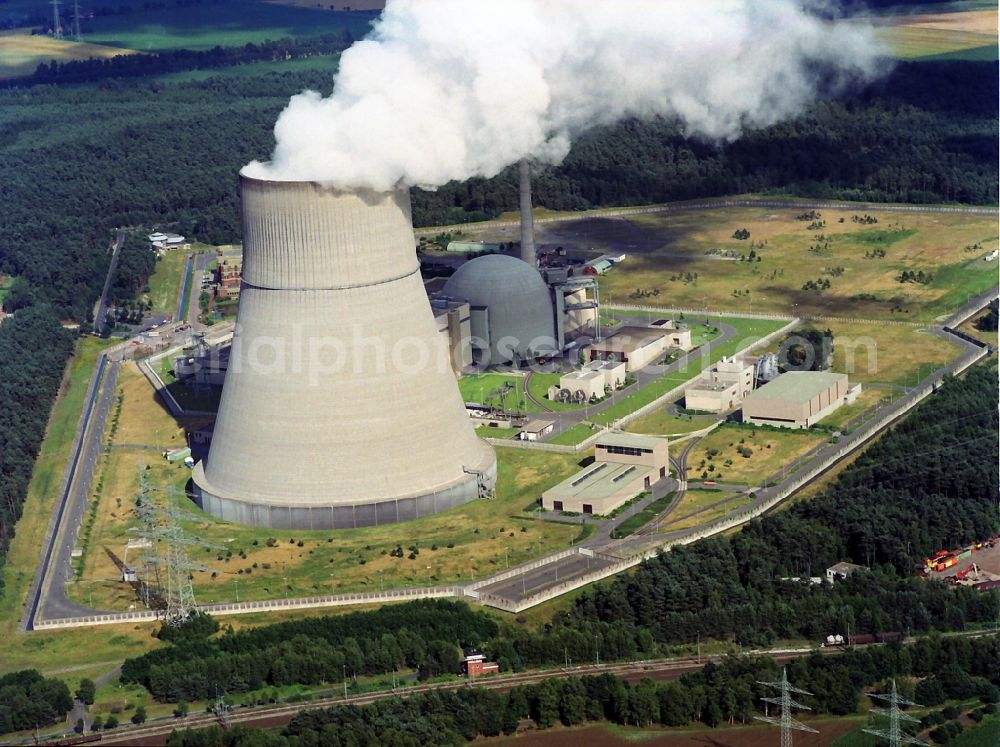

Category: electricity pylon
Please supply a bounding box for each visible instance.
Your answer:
[51,0,62,39]
[131,472,221,625]
[755,668,819,747]
[863,680,928,747]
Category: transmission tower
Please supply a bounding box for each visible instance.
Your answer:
[51,0,63,39]
[863,680,928,747]
[755,668,819,747]
[72,0,82,41]
[131,472,221,625]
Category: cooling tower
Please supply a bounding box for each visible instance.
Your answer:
[191,171,497,529]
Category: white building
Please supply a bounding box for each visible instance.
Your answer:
[684,356,756,413]
[550,359,627,402]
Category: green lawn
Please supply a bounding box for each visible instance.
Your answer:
[476,426,520,439]
[458,372,540,413]
[548,423,598,446]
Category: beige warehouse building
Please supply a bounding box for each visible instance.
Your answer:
[542,432,669,515]
[585,325,689,372]
[742,371,857,429]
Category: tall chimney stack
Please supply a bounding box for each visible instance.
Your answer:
[518,159,536,268]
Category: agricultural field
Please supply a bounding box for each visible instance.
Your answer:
[0,33,137,78]
[0,0,376,51]
[524,205,998,323]
[68,367,585,611]
[864,6,998,61]
[687,425,828,487]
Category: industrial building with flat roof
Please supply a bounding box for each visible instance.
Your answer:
[742,371,858,428]
[585,323,691,371]
[684,356,756,413]
[551,359,627,403]
[542,432,669,515]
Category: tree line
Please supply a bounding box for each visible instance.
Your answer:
[120,601,499,702]
[162,634,1000,746]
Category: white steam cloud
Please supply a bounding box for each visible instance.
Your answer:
[245,0,886,190]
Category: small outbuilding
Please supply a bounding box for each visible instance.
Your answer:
[826,561,865,582]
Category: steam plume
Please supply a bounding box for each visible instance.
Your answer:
[246,0,885,189]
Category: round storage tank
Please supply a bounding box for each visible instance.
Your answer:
[442,254,557,366]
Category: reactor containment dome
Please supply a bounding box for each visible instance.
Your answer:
[442,254,557,366]
[192,171,497,529]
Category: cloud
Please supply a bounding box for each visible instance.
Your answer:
[245,0,886,190]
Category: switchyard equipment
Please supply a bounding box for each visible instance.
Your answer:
[193,171,496,529]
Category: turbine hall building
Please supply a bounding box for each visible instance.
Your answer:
[742,371,859,428]
[192,171,496,529]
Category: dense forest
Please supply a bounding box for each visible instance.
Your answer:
[121,602,499,702]
[564,365,999,647]
[119,367,1000,704]
[0,307,75,601]
[0,669,74,736]
[162,635,1000,746]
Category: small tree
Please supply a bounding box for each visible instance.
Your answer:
[91,715,104,732]
[105,713,119,729]
[74,718,84,734]
[174,701,189,718]
[131,705,147,725]
[76,677,96,705]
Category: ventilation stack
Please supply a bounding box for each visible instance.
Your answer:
[192,170,496,529]
[518,158,536,268]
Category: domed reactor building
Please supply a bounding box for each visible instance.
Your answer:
[442,254,558,366]
[192,171,497,529]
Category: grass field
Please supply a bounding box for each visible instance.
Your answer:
[548,422,600,446]
[626,407,717,437]
[660,488,752,532]
[524,205,1000,323]
[0,33,137,78]
[68,370,585,610]
[145,249,189,317]
[689,425,827,486]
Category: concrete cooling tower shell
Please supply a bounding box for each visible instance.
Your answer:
[442,254,556,365]
[192,172,496,529]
